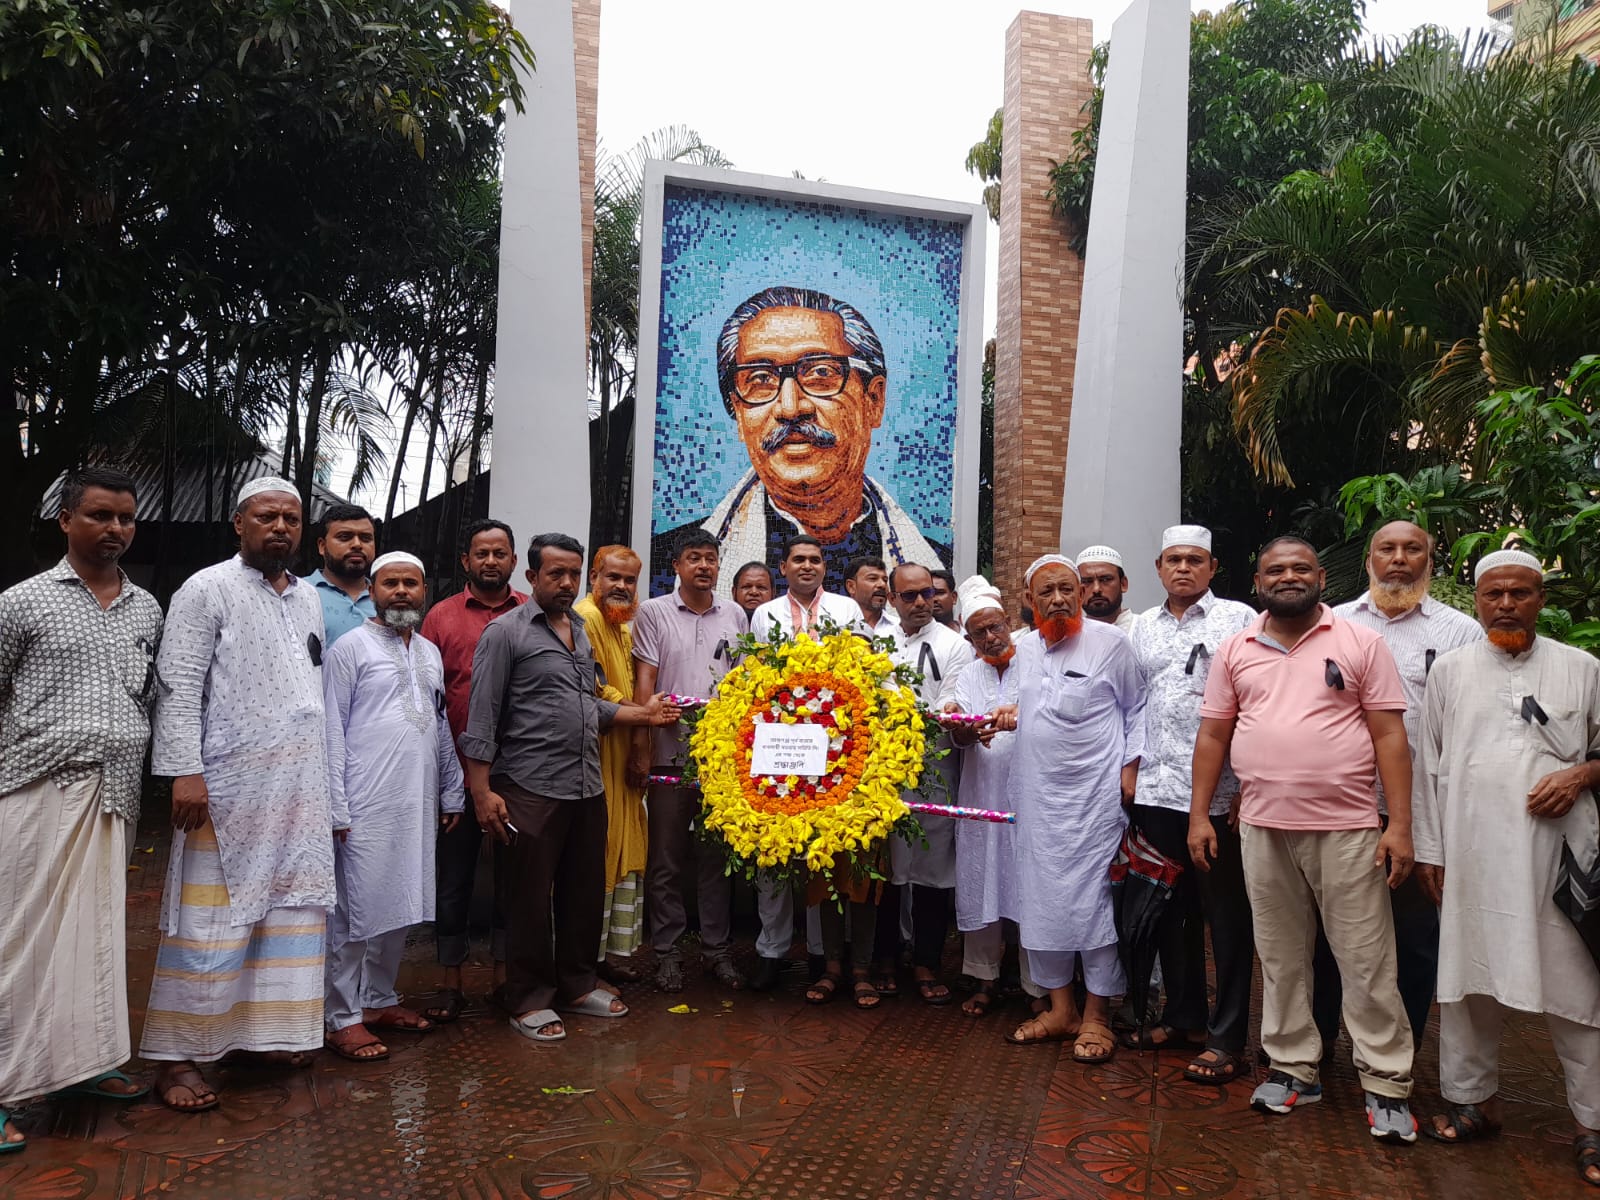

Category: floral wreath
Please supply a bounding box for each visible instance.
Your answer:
[686,620,932,888]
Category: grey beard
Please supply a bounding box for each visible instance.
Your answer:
[380,606,423,632]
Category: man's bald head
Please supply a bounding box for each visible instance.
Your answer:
[1367,519,1434,615]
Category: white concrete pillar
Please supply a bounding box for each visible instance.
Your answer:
[1057,0,1190,603]
[491,0,591,549]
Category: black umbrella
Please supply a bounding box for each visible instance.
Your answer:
[1555,827,1600,973]
[1110,823,1185,1039]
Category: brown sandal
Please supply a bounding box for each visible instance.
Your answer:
[1004,1016,1078,1046]
[1073,1021,1117,1064]
[363,1005,433,1034]
[157,1065,219,1113]
[325,1024,390,1062]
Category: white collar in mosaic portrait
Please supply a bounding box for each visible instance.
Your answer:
[702,468,944,601]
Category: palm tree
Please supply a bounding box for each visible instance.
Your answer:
[586,126,732,550]
[1214,30,1600,485]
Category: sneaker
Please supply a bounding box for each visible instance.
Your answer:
[1365,1092,1419,1144]
[1250,1070,1323,1115]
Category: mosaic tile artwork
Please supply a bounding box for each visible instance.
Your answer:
[643,182,969,596]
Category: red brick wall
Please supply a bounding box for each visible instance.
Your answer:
[993,12,1094,609]
[573,0,600,333]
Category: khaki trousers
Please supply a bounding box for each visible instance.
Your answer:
[1240,823,1414,1098]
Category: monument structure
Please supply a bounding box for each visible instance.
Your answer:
[992,12,1096,607]
[490,0,594,547]
[1056,0,1189,599]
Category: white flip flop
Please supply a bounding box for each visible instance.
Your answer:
[508,1008,566,1042]
[560,991,629,1019]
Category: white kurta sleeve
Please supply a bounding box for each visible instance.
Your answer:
[151,578,220,777]
[1412,663,1448,867]
[436,675,465,814]
[323,638,356,831]
[1112,641,1148,763]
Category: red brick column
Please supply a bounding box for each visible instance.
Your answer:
[572,0,600,333]
[993,12,1095,608]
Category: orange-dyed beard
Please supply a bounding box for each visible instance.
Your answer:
[1487,626,1534,654]
[599,597,638,624]
[1034,612,1084,644]
[981,644,1017,668]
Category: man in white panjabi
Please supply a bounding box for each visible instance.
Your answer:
[878,562,973,1007]
[141,478,336,1114]
[0,468,163,1152]
[945,576,1021,1019]
[1413,548,1600,1187]
[993,554,1146,1063]
[321,553,464,1063]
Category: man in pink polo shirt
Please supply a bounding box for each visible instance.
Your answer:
[1189,536,1418,1144]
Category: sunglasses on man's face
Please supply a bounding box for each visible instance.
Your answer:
[897,587,937,604]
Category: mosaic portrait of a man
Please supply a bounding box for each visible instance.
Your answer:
[641,182,972,598]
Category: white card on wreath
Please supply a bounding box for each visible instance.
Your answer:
[750,723,830,778]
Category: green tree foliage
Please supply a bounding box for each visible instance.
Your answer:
[1341,358,1600,649]
[585,127,731,551]
[1,0,532,586]
[1219,36,1600,488]
[1040,0,1600,601]
[1045,0,1368,591]
[964,108,1003,223]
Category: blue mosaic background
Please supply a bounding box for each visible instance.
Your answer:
[650,183,966,540]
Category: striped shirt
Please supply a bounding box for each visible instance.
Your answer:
[1332,591,1484,810]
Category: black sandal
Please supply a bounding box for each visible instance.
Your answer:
[1575,1132,1600,1187]
[805,973,842,1005]
[421,989,467,1025]
[1423,1102,1502,1144]
[1121,1024,1208,1052]
[852,978,881,1010]
[872,970,900,998]
[917,978,954,1006]
[961,982,998,1017]
[1183,1048,1242,1085]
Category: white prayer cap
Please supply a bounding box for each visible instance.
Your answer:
[1161,524,1213,552]
[370,551,426,579]
[956,575,1004,625]
[1075,545,1124,571]
[235,475,298,510]
[1473,548,1543,583]
[1024,554,1077,587]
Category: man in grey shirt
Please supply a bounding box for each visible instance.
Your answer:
[462,532,678,1045]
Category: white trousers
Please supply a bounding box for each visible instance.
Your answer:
[963,922,1004,981]
[325,916,407,1033]
[1025,943,1124,995]
[1441,994,1600,1128]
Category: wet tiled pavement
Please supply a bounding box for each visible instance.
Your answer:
[1,824,1586,1199]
